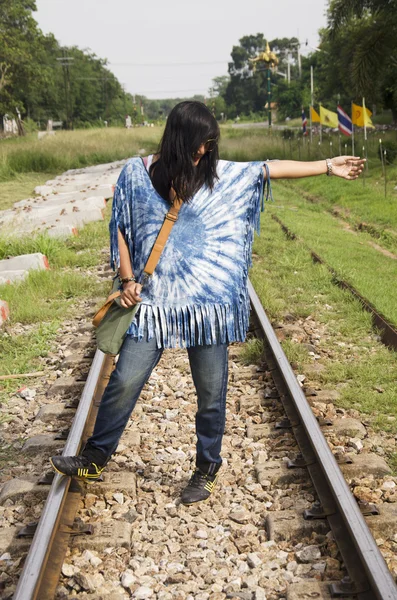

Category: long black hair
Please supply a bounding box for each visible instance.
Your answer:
[149,101,220,203]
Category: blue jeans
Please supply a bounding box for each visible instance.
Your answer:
[88,332,228,473]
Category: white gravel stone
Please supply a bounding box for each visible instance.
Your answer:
[0,552,12,562]
[255,588,267,600]
[121,569,136,590]
[382,480,396,490]
[312,562,326,573]
[295,545,322,562]
[113,492,124,504]
[61,562,77,577]
[349,438,364,452]
[132,586,154,599]
[195,529,208,539]
[165,409,179,420]
[287,561,298,572]
[247,552,262,568]
[82,549,102,567]
[18,387,36,400]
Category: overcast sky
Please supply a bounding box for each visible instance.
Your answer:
[35,0,329,99]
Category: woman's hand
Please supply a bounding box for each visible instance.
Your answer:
[120,281,142,308]
[331,156,366,180]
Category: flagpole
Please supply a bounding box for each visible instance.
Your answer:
[337,95,341,155]
[319,102,322,144]
[351,100,355,156]
[363,97,367,142]
[310,66,314,143]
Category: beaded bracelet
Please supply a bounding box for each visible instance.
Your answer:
[119,275,136,285]
[325,158,333,176]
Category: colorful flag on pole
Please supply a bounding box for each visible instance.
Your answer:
[320,105,338,128]
[337,105,352,137]
[301,109,308,135]
[351,103,374,128]
[310,106,321,123]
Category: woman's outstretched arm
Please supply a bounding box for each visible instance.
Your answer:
[265,156,365,180]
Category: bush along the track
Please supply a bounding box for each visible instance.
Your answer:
[250,215,397,453]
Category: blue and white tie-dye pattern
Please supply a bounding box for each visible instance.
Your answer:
[109,157,272,348]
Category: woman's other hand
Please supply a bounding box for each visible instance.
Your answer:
[120,281,143,308]
[331,156,366,180]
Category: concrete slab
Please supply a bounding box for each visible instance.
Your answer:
[17,196,106,215]
[35,182,114,196]
[341,453,391,478]
[265,510,330,541]
[85,472,136,497]
[256,462,309,486]
[22,434,64,454]
[246,423,288,440]
[63,161,125,175]
[10,207,104,234]
[0,299,9,325]
[329,418,367,440]
[256,454,391,487]
[15,192,107,210]
[0,526,30,553]
[365,504,397,540]
[0,253,49,273]
[46,225,78,238]
[0,477,47,504]
[287,581,355,600]
[47,377,85,397]
[0,270,28,284]
[71,520,132,551]
[34,403,75,423]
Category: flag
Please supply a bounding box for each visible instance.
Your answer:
[311,106,320,123]
[352,103,374,128]
[301,109,307,135]
[337,105,352,137]
[320,105,338,128]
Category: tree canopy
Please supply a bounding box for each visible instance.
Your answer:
[1,0,396,128]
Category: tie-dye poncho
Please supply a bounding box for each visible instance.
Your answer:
[110,157,271,348]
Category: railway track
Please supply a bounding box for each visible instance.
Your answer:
[271,214,397,351]
[1,281,397,599]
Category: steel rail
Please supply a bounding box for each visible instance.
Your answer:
[13,349,106,600]
[248,279,397,600]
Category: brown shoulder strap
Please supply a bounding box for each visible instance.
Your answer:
[143,198,183,276]
[92,291,121,327]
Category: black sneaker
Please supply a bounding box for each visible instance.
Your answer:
[50,455,105,482]
[181,468,219,505]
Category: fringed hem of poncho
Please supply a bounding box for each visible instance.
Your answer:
[127,300,252,348]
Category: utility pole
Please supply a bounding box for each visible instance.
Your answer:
[310,65,314,143]
[56,52,74,129]
[287,53,291,85]
[297,43,301,78]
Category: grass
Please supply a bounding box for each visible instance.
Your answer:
[0,204,111,268]
[282,166,397,253]
[0,269,106,325]
[251,214,397,437]
[266,183,397,327]
[240,338,265,365]
[0,171,58,211]
[0,205,111,403]
[0,322,60,401]
[0,127,161,182]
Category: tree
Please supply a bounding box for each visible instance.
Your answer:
[222,33,306,119]
[327,0,397,120]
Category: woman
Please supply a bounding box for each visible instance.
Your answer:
[51,101,364,505]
